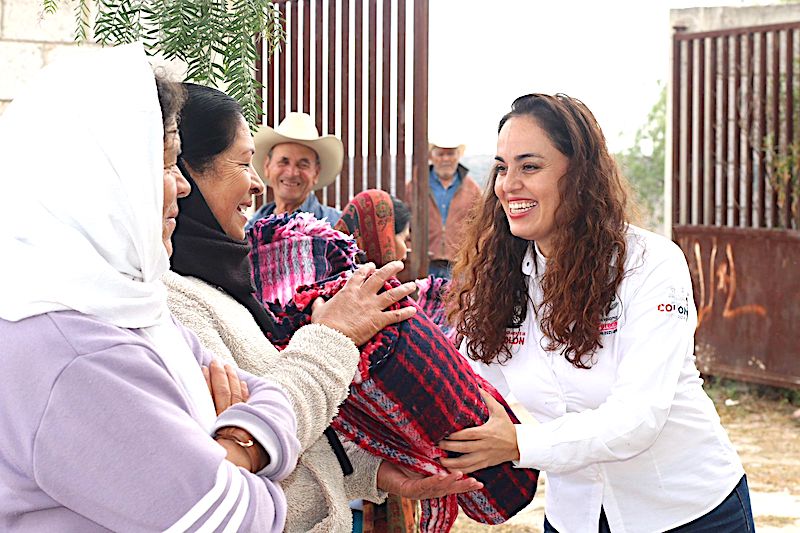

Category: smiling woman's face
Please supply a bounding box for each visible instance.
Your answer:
[162,117,190,256]
[493,115,568,257]
[191,116,265,240]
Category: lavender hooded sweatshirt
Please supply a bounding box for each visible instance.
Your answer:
[0,311,300,532]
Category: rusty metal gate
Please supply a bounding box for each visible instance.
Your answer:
[671,21,800,388]
[256,0,430,277]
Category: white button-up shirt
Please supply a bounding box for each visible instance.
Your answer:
[463,225,743,533]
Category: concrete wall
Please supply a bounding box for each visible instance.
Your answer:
[671,3,800,33]
[0,0,98,114]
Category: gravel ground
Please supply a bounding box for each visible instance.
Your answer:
[450,391,800,532]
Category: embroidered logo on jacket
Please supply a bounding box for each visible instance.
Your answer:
[505,330,526,346]
[599,295,620,335]
[657,287,690,321]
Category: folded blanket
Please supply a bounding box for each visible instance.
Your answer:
[414,275,457,342]
[249,213,359,306]
[261,274,539,533]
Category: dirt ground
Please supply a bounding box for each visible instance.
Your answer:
[450,388,800,532]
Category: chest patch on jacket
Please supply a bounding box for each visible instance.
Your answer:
[599,295,621,335]
[505,329,526,346]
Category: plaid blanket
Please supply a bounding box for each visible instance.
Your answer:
[261,274,539,532]
[414,275,457,343]
[249,213,359,306]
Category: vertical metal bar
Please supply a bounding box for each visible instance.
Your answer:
[353,0,364,194]
[396,0,407,202]
[697,38,705,225]
[685,39,694,226]
[339,0,351,209]
[326,0,337,206]
[381,0,392,193]
[315,0,323,130]
[732,34,741,227]
[367,0,378,189]
[786,29,795,229]
[410,0,429,278]
[771,30,780,228]
[720,35,729,226]
[708,37,717,225]
[255,35,266,210]
[306,1,323,204]
[278,2,288,124]
[794,30,800,230]
[266,23,276,128]
[290,0,299,111]
[671,35,681,228]
[758,31,767,227]
[302,0,311,113]
[744,33,753,227]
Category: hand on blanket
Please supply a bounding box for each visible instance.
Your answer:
[310,260,417,346]
[437,390,520,474]
[376,461,483,500]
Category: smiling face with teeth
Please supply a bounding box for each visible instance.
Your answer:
[263,142,321,214]
[493,115,569,257]
[190,116,265,240]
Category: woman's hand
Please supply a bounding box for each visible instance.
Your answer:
[376,461,483,500]
[311,261,417,346]
[202,359,249,415]
[437,390,520,474]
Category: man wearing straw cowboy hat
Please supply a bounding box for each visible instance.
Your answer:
[247,112,343,229]
[427,136,481,279]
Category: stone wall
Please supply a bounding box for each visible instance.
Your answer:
[0,0,97,115]
[671,3,800,33]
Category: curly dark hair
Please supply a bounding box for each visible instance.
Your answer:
[446,93,633,368]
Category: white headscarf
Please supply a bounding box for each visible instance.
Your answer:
[0,43,216,432]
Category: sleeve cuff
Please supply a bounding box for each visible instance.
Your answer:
[292,323,359,358]
[213,409,284,478]
[512,423,553,470]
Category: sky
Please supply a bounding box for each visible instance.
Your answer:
[427,0,768,156]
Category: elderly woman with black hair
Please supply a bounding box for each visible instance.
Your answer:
[0,44,300,532]
[163,83,480,532]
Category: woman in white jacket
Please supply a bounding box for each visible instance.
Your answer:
[440,93,754,533]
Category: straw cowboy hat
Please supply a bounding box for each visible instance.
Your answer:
[428,135,465,155]
[253,112,344,190]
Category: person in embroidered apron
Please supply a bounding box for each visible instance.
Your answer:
[440,93,755,533]
[165,84,479,532]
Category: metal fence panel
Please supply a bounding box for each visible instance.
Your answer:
[256,0,430,277]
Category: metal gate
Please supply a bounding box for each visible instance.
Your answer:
[671,21,800,388]
[256,0,430,277]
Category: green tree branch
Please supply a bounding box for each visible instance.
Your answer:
[42,0,285,129]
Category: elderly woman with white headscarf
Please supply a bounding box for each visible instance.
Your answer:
[0,44,313,532]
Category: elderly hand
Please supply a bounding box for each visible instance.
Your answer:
[376,461,483,500]
[310,261,417,346]
[202,359,250,416]
[437,390,520,474]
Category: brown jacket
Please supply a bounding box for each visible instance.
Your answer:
[428,164,482,262]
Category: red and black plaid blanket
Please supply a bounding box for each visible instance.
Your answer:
[262,274,539,532]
